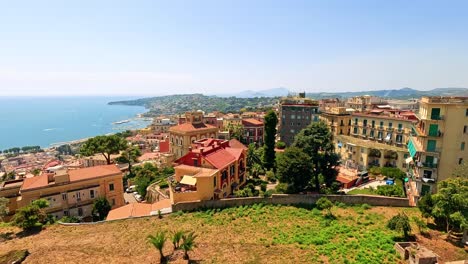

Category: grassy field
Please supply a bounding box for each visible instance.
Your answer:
[0,204,466,264]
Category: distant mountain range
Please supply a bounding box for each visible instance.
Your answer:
[213,87,468,99]
[301,87,468,99]
[213,87,290,98]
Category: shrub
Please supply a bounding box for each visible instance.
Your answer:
[369,167,381,175]
[12,199,49,231]
[387,213,411,239]
[265,170,276,183]
[412,216,427,234]
[275,183,289,194]
[60,216,80,223]
[260,183,267,192]
[316,197,334,216]
[159,181,169,189]
[361,204,372,210]
[375,185,404,197]
[263,189,275,198]
[92,197,112,221]
[275,141,286,149]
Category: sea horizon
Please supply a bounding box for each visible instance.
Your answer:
[0,96,152,150]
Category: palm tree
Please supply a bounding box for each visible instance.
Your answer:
[147,231,167,263]
[180,232,197,260]
[247,143,262,172]
[172,230,184,250]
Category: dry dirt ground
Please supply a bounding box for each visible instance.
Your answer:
[0,205,466,264]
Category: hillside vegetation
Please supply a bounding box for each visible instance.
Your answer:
[109,94,277,116]
[0,204,465,263]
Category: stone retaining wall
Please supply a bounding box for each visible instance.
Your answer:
[172,194,410,212]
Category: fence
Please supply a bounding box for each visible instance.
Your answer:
[171,194,410,212]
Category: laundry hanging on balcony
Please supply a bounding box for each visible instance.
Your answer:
[385,133,392,142]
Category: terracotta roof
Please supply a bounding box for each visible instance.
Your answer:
[106,199,172,221]
[225,148,243,161]
[138,152,159,162]
[21,174,49,191]
[22,165,122,191]
[169,122,217,132]
[228,139,247,150]
[204,149,236,169]
[68,165,121,182]
[242,118,263,126]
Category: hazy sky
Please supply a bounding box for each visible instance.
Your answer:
[1,0,468,96]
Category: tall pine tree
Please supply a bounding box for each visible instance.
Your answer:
[263,110,278,170]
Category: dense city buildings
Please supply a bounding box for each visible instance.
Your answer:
[0,165,125,219]
[169,111,218,159]
[278,93,320,145]
[346,95,388,112]
[408,96,468,195]
[170,139,247,204]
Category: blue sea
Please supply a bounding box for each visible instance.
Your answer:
[0,96,151,150]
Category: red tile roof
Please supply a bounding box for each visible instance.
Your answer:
[21,174,49,191]
[68,165,121,182]
[21,165,122,191]
[228,139,247,150]
[106,199,172,220]
[169,122,217,132]
[204,149,236,169]
[242,118,263,126]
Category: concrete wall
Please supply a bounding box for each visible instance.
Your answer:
[172,194,410,212]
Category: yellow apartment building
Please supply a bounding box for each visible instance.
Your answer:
[321,107,418,171]
[169,139,247,204]
[407,96,468,195]
[2,165,125,220]
[169,112,218,159]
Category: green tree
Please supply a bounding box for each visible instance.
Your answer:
[12,199,49,231]
[147,231,167,263]
[417,193,434,221]
[92,197,112,221]
[276,147,312,193]
[316,197,334,216]
[451,161,468,178]
[80,135,128,164]
[115,146,141,175]
[292,122,339,192]
[227,123,244,142]
[0,197,9,221]
[432,177,468,233]
[247,143,262,174]
[31,168,41,176]
[133,163,161,197]
[180,231,197,260]
[387,213,412,239]
[263,110,278,171]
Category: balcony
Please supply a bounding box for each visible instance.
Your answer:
[387,127,394,132]
[428,131,443,137]
[396,129,404,134]
[422,162,438,168]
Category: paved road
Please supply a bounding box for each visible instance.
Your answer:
[124,192,138,204]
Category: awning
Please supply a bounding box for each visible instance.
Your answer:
[405,157,413,164]
[385,133,392,142]
[180,175,197,186]
[407,138,417,158]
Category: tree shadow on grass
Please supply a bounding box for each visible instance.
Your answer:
[392,234,417,242]
[16,227,42,238]
[0,231,15,242]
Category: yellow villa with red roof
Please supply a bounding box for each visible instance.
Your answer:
[170,138,247,204]
[1,165,125,220]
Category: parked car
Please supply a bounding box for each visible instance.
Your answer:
[126,185,136,193]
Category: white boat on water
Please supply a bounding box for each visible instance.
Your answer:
[113,119,130,125]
